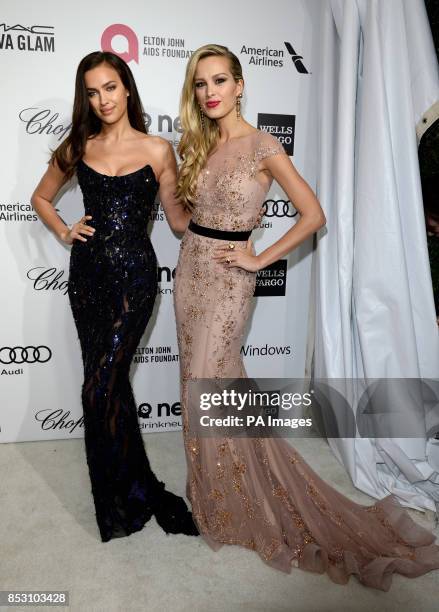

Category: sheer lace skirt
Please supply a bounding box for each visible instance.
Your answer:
[174,230,439,591]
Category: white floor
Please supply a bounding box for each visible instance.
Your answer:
[0,433,438,612]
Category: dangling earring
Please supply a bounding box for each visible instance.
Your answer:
[236,94,243,120]
[199,105,205,129]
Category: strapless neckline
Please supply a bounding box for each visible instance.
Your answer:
[79,159,159,184]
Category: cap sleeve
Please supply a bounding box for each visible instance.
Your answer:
[255,131,287,162]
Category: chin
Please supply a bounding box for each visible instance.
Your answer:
[100,114,120,124]
[205,108,229,121]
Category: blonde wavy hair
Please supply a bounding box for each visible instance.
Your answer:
[177,44,243,209]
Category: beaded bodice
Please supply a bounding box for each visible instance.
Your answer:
[76,160,159,253]
[192,130,285,232]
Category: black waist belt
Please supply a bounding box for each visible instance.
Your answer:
[188,220,251,241]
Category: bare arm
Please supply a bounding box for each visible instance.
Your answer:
[255,153,325,268]
[157,141,191,233]
[31,161,94,244]
[214,153,326,271]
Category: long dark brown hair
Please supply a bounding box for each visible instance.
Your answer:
[51,51,146,178]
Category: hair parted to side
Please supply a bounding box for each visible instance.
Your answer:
[176,44,243,210]
[50,51,146,179]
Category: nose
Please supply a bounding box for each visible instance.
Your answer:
[206,80,216,98]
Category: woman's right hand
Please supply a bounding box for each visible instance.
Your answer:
[60,215,95,245]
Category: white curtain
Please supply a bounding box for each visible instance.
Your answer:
[312,0,439,511]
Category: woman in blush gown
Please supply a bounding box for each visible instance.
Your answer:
[173,44,439,590]
[31,51,197,542]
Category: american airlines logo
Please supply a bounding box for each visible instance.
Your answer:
[240,41,309,73]
[284,42,309,74]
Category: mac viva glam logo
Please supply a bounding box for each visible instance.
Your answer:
[0,23,55,52]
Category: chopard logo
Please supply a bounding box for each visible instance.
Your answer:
[27,267,69,295]
[18,107,182,143]
[0,346,52,364]
[27,266,176,296]
[19,108,71,141]
[35,409,84,434]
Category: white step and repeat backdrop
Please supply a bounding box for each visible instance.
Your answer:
[0,0,321,442]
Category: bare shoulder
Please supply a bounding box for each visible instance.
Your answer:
[147,134,173,155]
[136,133,173,158]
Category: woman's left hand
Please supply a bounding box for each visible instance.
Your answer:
[213,239,261,272]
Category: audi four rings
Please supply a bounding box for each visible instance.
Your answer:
[0,346,52,364]
[263,199,298,218]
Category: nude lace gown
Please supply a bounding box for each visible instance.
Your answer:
[173,130,439,590]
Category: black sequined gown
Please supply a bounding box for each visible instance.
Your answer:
[68,160,196,542]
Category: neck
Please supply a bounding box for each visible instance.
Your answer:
[99,112,133,142]
[217,110,251,142]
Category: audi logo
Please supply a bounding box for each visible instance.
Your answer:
[0,346,52,364]
[263,199,298,218]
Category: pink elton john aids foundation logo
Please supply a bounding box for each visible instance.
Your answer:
[101,24,138,63]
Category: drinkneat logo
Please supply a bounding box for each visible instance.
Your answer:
[0,202,38,223]
[158,265,176,295]
[257,114,295,156]
[1,345,52,377]
[0,23,55,52]
[101,24,193,63]
[137,401,182,431]
[239,41,308,72]
[254,260,287,297]
[143,113,182,148]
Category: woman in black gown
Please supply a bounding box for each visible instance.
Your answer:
[31,51,195,542]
